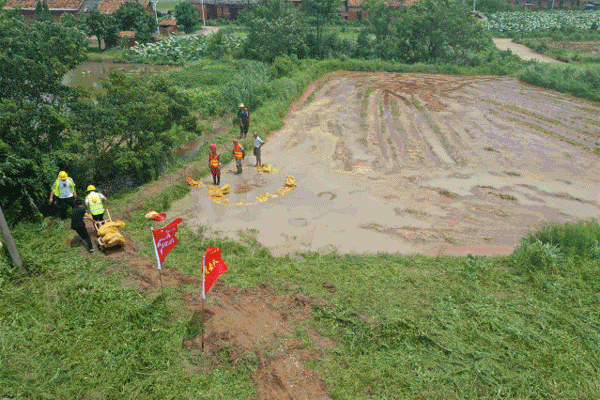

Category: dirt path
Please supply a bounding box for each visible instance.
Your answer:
[172,72,600,257]
[492,38,564,63]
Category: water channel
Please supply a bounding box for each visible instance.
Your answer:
[62,61,173,93]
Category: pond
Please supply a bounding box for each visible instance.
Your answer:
[62,62,174,93]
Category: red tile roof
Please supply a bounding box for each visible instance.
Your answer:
[118,30,136,38]
[97,0,149,14]
[158,18,177,26]
[4,0,84,10]
[347,0,419,7]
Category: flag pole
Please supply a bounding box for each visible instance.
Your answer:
[152,228,164,288]
[201,254,206,352]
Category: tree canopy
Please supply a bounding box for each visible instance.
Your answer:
[174,1,200,34]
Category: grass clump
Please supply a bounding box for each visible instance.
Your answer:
[518,63,600,103]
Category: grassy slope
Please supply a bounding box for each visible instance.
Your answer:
[2,57,600,399]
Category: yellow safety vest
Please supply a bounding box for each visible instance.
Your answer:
[234,144,243,159]
[210,151,220,168]
[52,178,75,198]
[86,192,105,215]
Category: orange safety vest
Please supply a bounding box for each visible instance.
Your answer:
[234,144,243,159]
[210,150,220,168]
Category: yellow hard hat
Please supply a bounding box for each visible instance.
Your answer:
[87,185,96,192]
[58,171,68,180]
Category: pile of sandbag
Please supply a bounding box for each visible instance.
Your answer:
[257,163,279,174]
[276,176,297,196]
[186,177,205,188]
[97,220,126,247]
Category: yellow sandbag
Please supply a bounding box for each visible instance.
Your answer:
[186,177,205,187]
[255,193,276,202]
[210,184,230,198]
[211,196,229,205]
[257,164,280,174]
[97,221,125,236]
[276,186,292,195]
[107,232,126,246]
[285,176,297,187]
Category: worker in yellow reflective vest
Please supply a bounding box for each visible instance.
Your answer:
[232,138,245,174]
[85,185,107,222]
[209,143,222,185]
[49,171,77,222]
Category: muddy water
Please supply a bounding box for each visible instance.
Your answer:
[62,62,173,93]
[171,72,600,256]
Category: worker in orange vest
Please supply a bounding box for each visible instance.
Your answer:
[209,143,222,185]
[232,138,245,174]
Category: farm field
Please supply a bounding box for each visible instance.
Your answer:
[172,71,600,257]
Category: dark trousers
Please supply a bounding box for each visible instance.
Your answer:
[92,213,104,221]
[74,226,93,251]
[56,197,76,220]
[240,124,249,137]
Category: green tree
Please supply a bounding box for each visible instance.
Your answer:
[60,12,86,31]
[35,0,53,22]
[301,0,339,58]
[174,1,200,34]
[407,0,491,63]
[0,16,87,222]
[243,0,308,62]
[84,7,107,49]
[71,73,197,183]
[361,0,400,44]
[112,2,157,43]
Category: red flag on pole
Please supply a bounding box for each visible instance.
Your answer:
[152,218,182,269]
[202,247,227,299]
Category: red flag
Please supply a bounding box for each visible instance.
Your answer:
[152,218,182,269]
[203,247,227,298]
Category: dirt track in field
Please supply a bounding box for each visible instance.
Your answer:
[172,72,600,257]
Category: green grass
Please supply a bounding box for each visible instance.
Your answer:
[3,53,600,399]
[518,62,600,103]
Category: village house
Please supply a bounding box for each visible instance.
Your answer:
[158,18,178,35]
[3,0,153,22]
[189,0,258,22]
[3,0,88,22]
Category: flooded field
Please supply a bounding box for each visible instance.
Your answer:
[171,71,600,256]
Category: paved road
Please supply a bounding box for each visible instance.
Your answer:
[492,38,564,63]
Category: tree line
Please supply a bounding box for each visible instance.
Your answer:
[1,0,515,224]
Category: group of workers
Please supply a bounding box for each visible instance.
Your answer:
[49,171,107,253]
[209,131,264,185]
[51,104,264,252]
[208,103,264,185]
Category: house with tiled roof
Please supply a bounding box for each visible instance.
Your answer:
[3,0,85,22]
[97,0,152,14]
[158,18,178,35]
[4,0,154,22]
[189,0,259,21]
[339,0,420,21]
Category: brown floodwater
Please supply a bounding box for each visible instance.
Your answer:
[62,62,173,93]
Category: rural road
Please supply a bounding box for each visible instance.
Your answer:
[492,38,564,63]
